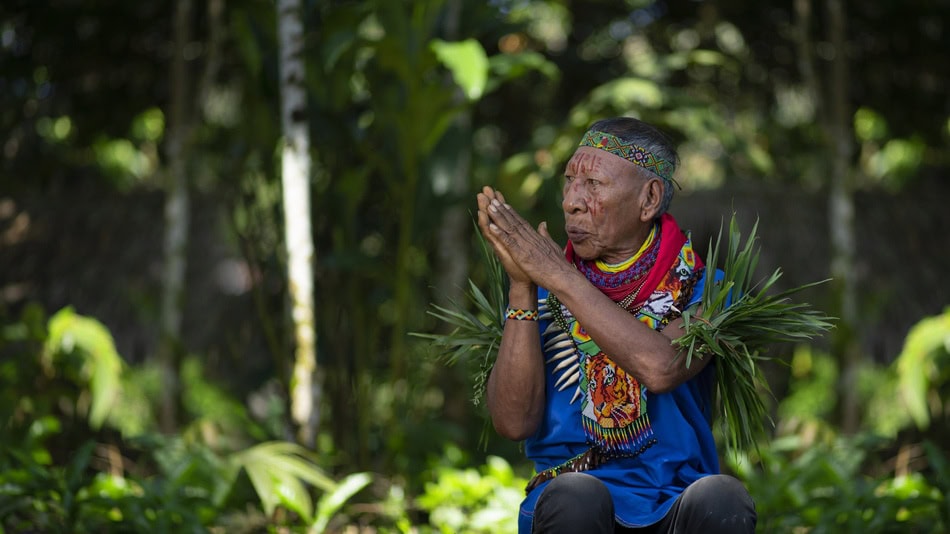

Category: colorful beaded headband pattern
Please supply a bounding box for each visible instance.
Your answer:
[579,130,676,184]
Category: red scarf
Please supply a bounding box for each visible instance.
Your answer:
[564,213,701,307]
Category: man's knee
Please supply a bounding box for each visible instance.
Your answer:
[679,475,756,532]
[532,473,614,533]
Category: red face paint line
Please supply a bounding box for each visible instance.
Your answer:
[566,151,603,177]
[587,198,601,218]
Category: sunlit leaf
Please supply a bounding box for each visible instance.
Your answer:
[232,441,337,522]
[45,307,123,429]
[311,472,372,533]
[854,107,888,142]
[131,108,164,143]
[431,38,490,101]
[895,308,950,429]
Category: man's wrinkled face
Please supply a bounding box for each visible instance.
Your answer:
[562,146,651,264]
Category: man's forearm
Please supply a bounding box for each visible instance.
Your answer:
[547,271,706,393]
[487,282,546,440]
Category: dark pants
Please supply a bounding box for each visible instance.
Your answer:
[531,472,756,534]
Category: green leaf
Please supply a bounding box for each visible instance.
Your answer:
[45,307,123,429]
[233,441,336,522]
[431,38,489,101]
[895,307,950,429]
[311,472,372,533]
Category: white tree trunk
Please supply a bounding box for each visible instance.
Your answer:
[159,0,192,433]
[277,0,319,447]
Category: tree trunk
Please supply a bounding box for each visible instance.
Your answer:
[159,0,192,433]
[434,0,471,310]
[277,0,320,447]
[825,0,861,433]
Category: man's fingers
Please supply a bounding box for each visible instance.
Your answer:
[538,221,559,247]
[488,198,527,234]
[479,188,527,235]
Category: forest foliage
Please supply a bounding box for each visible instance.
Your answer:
[1,0,949,531]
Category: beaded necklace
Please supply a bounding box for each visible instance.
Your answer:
[573,223,661,312]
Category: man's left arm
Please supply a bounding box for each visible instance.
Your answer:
[547,278,711,393]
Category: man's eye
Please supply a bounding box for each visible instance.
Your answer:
[587,179,599,186]
[564,175,575,183]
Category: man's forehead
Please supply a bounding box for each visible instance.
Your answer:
[566,146,639,177]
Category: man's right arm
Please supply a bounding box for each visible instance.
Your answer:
[486,281,546,441]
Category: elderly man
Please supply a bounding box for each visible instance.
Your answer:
[476,117,756,533]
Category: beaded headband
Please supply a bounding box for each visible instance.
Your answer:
[578,129,676,184]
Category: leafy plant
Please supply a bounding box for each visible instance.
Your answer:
[0,435,219,533]
[233,440,372,531]
[1,305,372,533]
[416,455,527,534]
[412,224,507,407]
[676,214,835,453]
[730,434,947,533]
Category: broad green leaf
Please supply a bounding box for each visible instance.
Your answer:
[430,39,489,101]
[896,308,950,429]
[311,472,372,533]
[233,441,337,521]
[45,307,123,429]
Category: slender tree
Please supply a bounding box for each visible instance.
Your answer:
[277,0,320,446]
[794,0,860,432]
[825,0,861,433]
[159,0,193,432]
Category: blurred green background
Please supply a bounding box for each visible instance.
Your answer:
[1,0,949,532]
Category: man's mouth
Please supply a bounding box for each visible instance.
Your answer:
[565,226,589,242]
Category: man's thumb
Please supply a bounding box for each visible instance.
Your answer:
[538,221,550,237]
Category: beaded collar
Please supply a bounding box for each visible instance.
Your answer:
[573,223,661,290]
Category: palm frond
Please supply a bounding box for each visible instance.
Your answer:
[410,221,506,406]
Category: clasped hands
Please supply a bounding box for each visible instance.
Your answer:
[476,186,568,289]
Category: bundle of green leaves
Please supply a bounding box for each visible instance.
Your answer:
[675,215,834,453]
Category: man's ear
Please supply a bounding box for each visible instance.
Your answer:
[639,178,663,222]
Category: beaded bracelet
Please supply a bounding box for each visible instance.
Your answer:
[505,307,539,321]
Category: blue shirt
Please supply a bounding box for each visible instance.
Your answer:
[518,275,720,531]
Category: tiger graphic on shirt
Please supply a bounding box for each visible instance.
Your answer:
[543,231,701,456]
[583,354,640,428]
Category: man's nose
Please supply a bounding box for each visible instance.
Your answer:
[563,182,586,213]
